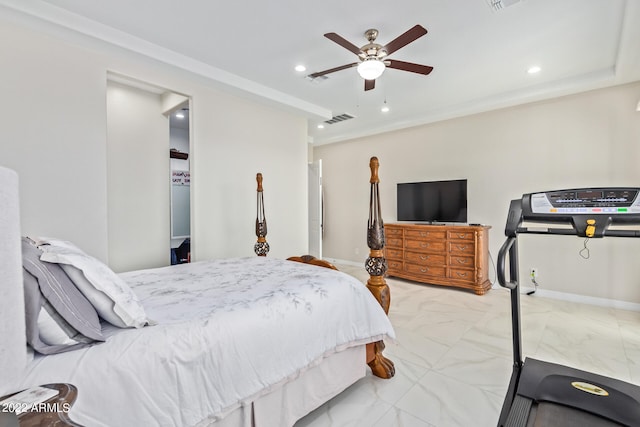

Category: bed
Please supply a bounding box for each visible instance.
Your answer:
[0,160,395,426]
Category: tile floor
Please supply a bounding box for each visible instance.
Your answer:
[295,264,640,427]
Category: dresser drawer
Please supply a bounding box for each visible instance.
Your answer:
[449,255,475,268]
[387,237,403,248]
[405,251,445,266]
[387,259,403,272]
[385,227,403,237]
[447,230,475,241]
[449,268,475,283]
[448,241,475,254]
[386,248,403,260]
[406,239,446,252]
[404,263,446,278]
[406,229,447,240]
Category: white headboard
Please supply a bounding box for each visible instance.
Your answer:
[0,167,27,394]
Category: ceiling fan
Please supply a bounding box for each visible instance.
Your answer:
[309,25,434,91]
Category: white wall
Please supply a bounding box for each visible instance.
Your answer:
[0,16,309,267]
[314,82,640,303]
[192,90,309,260]
[0,19,110,260]
[106,82,171,272]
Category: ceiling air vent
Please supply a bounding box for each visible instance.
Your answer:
[306,75,329,83]
[325,113,354,125]
[487,0,522,11]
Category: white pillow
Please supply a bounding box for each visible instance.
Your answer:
[32,237,81,251]
[37,307,79,346]
[39,244,148,329]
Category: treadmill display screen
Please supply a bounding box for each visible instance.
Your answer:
[529,188,640,215]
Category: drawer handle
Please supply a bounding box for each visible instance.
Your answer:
[456,245,468,250]
[420,255,429,260]
[457,233,467,238]
[420,232,427,236]
[420,267,429,273]
[456,258,468,264]
[456,271,468,277]
[421,243,430,248]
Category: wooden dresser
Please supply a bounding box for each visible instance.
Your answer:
[384,223,492,295]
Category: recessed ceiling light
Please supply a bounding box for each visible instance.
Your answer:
[295,65,307,72]
[527,66,541,74]
[317,124,324,129]
[175,111,185,119]
[381,105,390,113]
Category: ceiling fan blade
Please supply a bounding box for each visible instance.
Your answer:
[308,63,358,78]
[383,25,428,56]
[324,33,361,55]
[386,59,433,75]
[364,79,375,91]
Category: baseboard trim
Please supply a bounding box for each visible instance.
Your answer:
[496,285,640,313]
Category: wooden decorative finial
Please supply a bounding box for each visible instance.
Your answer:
[365,156,395,378]
[254,172,269,256]
[256,172,263,192]
[369,156,380,184]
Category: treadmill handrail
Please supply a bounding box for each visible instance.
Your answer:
[497,236,517,290]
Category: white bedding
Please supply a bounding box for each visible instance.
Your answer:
[16,257,395,426]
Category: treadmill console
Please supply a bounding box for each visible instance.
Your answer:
[510,187,640,238]
[528,188,640,216]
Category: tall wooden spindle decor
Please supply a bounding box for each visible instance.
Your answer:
[254,173,269,256]
[365,157,395,378]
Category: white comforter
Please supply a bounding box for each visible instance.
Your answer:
[17,257,395,426]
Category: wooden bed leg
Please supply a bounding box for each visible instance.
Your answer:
[365,157,395,379]
[365,272,395,378]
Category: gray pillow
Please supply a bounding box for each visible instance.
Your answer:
[21,238,104,354]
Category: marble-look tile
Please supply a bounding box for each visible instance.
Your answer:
[532,343,632,383]
[624,345,640,385]
[394,370,504,427]
[459,311,513,359]
[373,407,435,427]
[619,319,640,350]
[397,313,476,347]
[294,377,392,427]
[385,326,451,370]
[432,340,513,396]
[613,308,640,323]
[344,357,429,407]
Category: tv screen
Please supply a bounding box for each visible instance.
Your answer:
[397,179,468,223]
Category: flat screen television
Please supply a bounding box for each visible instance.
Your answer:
[397,179,468,223]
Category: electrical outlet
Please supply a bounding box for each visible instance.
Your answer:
[530,268,538,279]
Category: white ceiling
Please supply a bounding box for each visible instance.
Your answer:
[3,0,640,145]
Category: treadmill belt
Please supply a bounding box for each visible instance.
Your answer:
[530,402,623,427]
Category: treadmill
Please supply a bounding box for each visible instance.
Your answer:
[496,187,640,427]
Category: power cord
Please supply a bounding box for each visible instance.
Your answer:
[527,270,539,295]
[579,237,591,259]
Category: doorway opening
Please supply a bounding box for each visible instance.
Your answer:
[169,100,191,264]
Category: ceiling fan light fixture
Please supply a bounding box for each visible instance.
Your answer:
[357,58,385,80]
